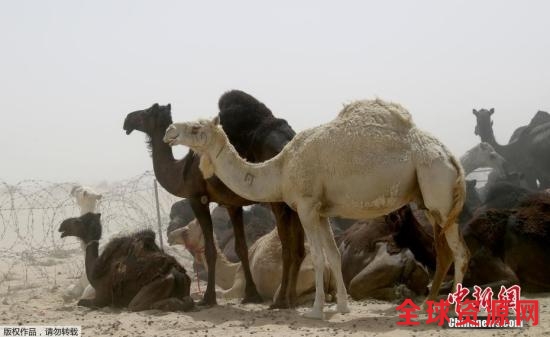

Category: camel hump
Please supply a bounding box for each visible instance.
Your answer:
[337,99,415,131]
[530,110,550,127]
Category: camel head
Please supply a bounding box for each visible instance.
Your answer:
[59,212,102,244]
[163,117,222,153]
[473,108,494,137]
[123,103,172,136]
[167,199,195,235]
[477,142,507,172]
[167,219,205,259]
[70,185,102,202]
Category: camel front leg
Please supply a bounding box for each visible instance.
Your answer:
[297,202,328,320]
[189,197,217,306]
[227,206,263,304]
[270,203,299,308]
[288,213,305,308]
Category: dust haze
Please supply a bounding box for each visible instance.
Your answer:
[1,0,548,183]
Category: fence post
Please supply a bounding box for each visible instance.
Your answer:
[153,179,164,251]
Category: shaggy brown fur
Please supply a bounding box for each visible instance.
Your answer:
[59,213,194,311]
[337,205,433,301]
[463,192,550,291]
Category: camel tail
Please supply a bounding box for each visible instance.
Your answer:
[442,155,466,234]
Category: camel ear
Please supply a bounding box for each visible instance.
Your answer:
[167,104,171,111]
[472,109,478,116]
[489,108,494,115]
[211,116,220,125]
[199,155,215,179]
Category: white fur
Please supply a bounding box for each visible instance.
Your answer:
[459,142,506,175]
[165,99,469,320]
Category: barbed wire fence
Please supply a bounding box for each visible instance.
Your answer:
[0,168,490,294]
[0,171,184,292]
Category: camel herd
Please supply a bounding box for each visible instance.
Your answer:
[58,90,550,321]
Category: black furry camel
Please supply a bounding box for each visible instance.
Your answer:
[123,90,304,308]
[59,213,194,311]
[462,192,550,292]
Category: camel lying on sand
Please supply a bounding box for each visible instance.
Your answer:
[168,218,335,304]
[59,213,194,311]
[338,205,432,302]
[164,98,469,319]
[462,192,550,292]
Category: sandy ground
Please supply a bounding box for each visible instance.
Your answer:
[1,248,548,337]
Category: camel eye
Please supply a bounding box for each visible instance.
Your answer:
[191,126,200,134]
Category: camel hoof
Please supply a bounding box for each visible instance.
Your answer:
[269,301,290,310]
[151,297,195,312]
[241,293,264,304]
[76,299,96,309]
[197,298,217,308]
[337,303,350,314]
[303,309,324,320]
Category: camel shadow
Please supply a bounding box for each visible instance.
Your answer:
[167,303,442,334]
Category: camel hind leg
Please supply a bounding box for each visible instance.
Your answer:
[128,272,194,312]
[416,160,469,301]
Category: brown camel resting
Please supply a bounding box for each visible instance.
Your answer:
[59,213,194,311]
[462,192,550,292]
[338,205,433,302]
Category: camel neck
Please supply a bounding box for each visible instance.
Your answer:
[84,241,100,288]
[198,244,239,290]
[215,250,240,290]
[459,151,478,175]
[477,127,504,153]
[204,130,284,203]
[149,127,188,196]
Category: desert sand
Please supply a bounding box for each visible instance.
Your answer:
[1,245,547,337]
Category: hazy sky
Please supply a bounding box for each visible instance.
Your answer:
[1,1,548,184]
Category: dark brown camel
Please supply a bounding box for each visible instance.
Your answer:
[169,202,276,263]
[167,199,195,235]
[58,213,194,311]
[473,108,550,189]
[179,204,277,282]
[123,90,304,308]
[508,110,550,143]
[337,205,434,302]
[462,192,550,292]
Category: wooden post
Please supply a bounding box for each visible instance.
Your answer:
[153,179,164,251]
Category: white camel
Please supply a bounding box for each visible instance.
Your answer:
[168,219,334,303]
[62,185,102,302]
[70,185,102,215]
[164,98,469,319]
[459,142,506,176]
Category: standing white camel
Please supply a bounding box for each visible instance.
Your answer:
[164,99,469,319]
[62,185,102,302]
